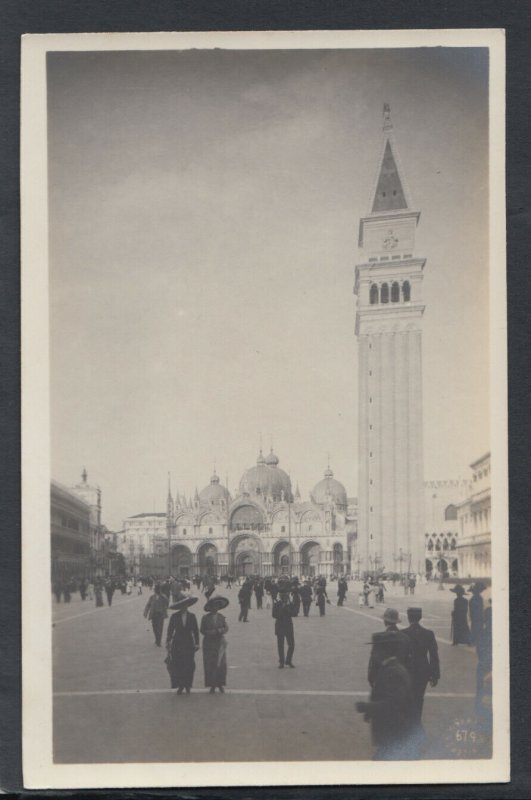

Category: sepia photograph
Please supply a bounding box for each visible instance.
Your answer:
[21,29,508,788]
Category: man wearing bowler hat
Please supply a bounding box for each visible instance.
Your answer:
[403,607,440,725]
[368,608,411,686]
[273,583,296,668]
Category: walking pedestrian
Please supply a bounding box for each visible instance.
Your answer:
[165,596,200,694]
[94,579,104,607]
[315,583,329,616]
[238,581,252,622]
[52,580,62,603]
[143,584,169,646]
[290,581,301,616]
[337,577,348,606]
[356,631,417,760]
[402,607,440,727]
[254,579,264,610]
[104,578,115,607]
[200,595,229,694]
[299,580,312,617]
[450,585,471,645]
[273,587,296,668]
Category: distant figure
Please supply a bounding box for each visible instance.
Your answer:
[403,607,440,726]
[165,596,199,694]
[200,595,229,694]
[469,582,486,645]
[314,584,329,617]
[143,584,168,647]
[238,582,252,622]
[94,580,104,607]
[79,578,87,601]
[337,577,348,606]
[254,579,264,610]
[105,579,115,607]
[450,585,471,645]
[408,575,416,596]
[299,580,312,617]
[273,587,296,668]
[356,631,417,760]
[290,582,301,616]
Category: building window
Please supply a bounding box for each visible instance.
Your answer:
[370,284,379,305]
[444,504,458,521]
[183,528,187,535]
[402,281,411,302]
[308,525,312,532]
[281,525,285,533]
[391,282,400,302]
[381,283,389,304]
[209,527,213,534]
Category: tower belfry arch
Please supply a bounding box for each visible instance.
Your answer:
[354,104,425,576]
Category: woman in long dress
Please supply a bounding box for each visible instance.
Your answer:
[200,595,229,694]
[165,596,199,694]
[450,585,471,645]
[314,584,328,617]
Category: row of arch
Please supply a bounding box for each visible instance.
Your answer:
[425,533,457,552]
[168,538,345,577]
[370,280,410,305]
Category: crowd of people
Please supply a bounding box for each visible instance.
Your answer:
[52,569,491,759]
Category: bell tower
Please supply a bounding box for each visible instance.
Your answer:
[354,104,425,576]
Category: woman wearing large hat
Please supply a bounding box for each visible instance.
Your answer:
[449,585,471,645]
[165,596,200,694]
[200,596,229,693]
[469,582,487,645]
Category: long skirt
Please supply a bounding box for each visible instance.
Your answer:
[203,635,227,687]
[168,641,196,689]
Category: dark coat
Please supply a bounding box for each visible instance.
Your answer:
[469,594,484,645]
[166,611,199,689]
[364,656,416,750]
[403,622,440,683]
[299,584,312,602]
[200,611,228,688]
[452,596,471,644]
[272,599,295,635]
[368,630,411,686]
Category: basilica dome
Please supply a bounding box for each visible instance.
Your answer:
[311,466,347,509]
[239,450,293,503]
[199,471,231,506]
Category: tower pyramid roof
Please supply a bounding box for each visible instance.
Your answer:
[368,104,412,215]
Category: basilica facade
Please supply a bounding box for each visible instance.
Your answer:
[160,449,357,579]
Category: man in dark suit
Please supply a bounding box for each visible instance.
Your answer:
[402,607,440,724]
[273,587,296,668]
[356,631,417,760]
[299,580,313,616]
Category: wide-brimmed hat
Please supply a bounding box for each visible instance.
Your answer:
[407,607,423,619]
[470,582,487,594]
[450,584,467,595]
[204,595,229,613]
[169,596,198,610]
[382,608,400,624]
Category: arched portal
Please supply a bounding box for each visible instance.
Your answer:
[171,545,193,578]
[272,540,291,576]
[437,558,448,576]
[425,558,433,574]
[198,542,218,577]
[300,540,320,578]
[230,533,261,577]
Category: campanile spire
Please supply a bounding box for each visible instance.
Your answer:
[354,107,426,576]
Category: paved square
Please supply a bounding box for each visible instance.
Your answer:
[53,582,483,763]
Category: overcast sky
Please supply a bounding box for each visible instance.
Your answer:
[48,47,490,530]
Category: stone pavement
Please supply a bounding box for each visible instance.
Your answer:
[52,582,484,764]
